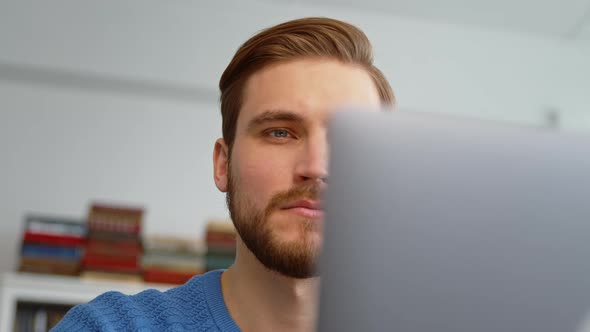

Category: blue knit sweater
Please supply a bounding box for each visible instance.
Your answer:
[51,270,241,331]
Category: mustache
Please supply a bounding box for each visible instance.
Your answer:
[265,182,322,215]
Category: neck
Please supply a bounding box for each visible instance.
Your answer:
[221,239,320,332]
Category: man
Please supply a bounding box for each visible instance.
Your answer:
[53,17,394,332]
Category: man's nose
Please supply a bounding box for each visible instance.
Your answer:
[294,131,329,185]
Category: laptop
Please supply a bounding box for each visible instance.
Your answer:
[317,110,590,332]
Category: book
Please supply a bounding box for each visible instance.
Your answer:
[23,231,85,247]
[87,230,142,242]
[204,221,236,271]
[14,305,34,332]
[143,267,202,285]
[19,257,80,276]
[15,303,73,331]
[141,263,203,274]
[87,203,143,234]
[205,220,236,234]
[142,254,205,271]
[21,243,82,261]
[47,308,70,330]
[33,308,47,332]
[144,235,205,255]
[24,215,86,237]
[206,244,236,255]
[86,238,142,257]
[205,254,235,271]
[82,253,140,272]
[205,232,237,245]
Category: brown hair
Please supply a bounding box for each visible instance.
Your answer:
[219,17,394,150]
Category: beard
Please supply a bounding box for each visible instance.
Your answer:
[226,165,322,279]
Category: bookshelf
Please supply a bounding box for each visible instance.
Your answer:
[0,272,172,331]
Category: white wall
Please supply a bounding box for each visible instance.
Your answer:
[1,0,589,274]
[0,81,226,273]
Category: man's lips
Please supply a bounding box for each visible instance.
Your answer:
[282,200,323,210]
[281,200,324,219]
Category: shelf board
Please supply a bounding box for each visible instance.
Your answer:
[3,272,171,301]
[0,271,174,331]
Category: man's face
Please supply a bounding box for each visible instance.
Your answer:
[214,58,381,278]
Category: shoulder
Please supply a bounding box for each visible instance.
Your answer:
[52,271,227,332]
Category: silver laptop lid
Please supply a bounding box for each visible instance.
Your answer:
[318,110,590,332]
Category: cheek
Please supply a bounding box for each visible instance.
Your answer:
[232,150,293,202]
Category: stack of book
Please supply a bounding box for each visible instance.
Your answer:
[81,203,144,282]
[19,215,86,276]
[205,221,237,271]
[142,235,205,284]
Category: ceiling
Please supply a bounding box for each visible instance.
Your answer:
[274,0,590,39]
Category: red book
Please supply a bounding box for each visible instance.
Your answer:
[82,253,140,272]
[86,239,142,257]
[144,268,202,285]
[23,232,85,247]
[206,232,236,244]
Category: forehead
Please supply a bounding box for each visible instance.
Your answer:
[238,58,381,128]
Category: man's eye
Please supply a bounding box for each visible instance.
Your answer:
[268,129,292,138]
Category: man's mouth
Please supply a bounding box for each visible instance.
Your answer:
[281,200,324,219]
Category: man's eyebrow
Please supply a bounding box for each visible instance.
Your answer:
[246,110,305,131]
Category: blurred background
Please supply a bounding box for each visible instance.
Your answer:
[1,0,589,280]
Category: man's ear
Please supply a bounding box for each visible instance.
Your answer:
[213,138,229,192]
